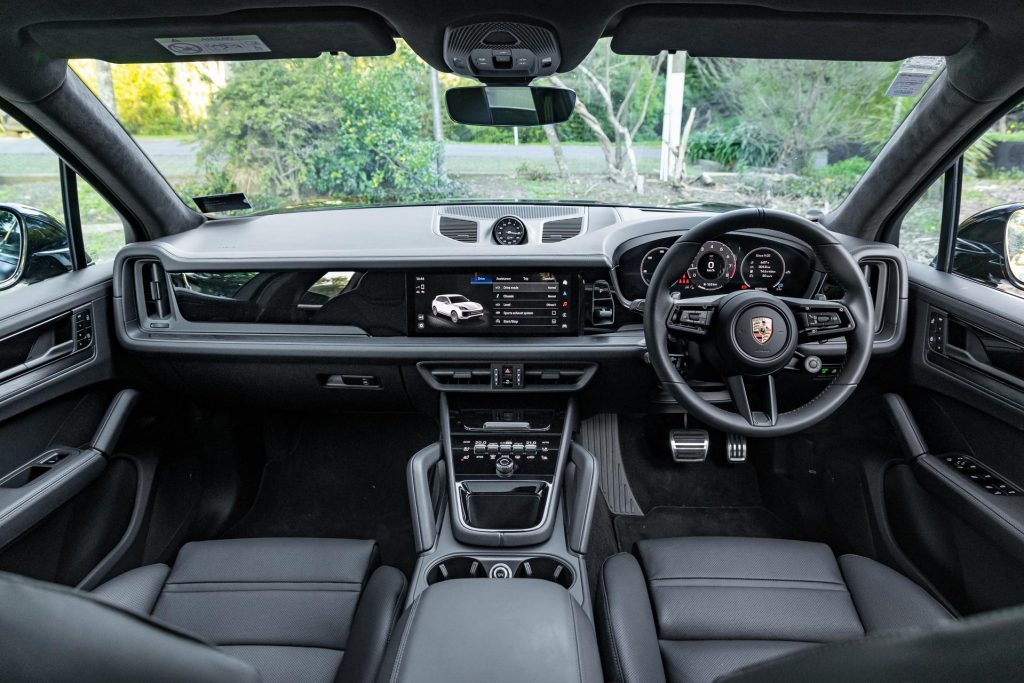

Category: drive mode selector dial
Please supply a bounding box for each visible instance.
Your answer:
[492,216,527,245]
[495,455,515,477]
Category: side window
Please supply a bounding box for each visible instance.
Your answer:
[898,174,944,265]
[0,111,125,293]
[78,180,126,264]
[897,113,1024,298]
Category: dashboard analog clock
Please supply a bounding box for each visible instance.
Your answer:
[687,241,737,290]
[741,247,787,290]
[492,216,527,245]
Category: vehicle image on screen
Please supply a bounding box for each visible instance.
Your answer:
[431,294,484,323]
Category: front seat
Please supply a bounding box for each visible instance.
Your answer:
[598,536,957,682]
[0,537,405,683]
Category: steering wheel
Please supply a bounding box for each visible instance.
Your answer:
[644,208,874,437]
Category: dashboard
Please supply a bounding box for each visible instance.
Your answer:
[615,233,817,301]
[112,204,905,365]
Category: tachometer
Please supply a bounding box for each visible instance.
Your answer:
[686,241,737,291]
[740,247,787,290]
[640,246,669,285]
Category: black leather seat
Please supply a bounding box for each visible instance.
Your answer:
[598,536,954,683]
[0,537,405,683]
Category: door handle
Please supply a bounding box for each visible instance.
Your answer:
[0,311,78,384]
[944,319,1024,391]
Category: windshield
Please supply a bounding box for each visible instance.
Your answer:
[70,42,939,216]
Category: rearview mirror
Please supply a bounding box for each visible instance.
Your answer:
[0,208,26,291]
[445,86,576,127]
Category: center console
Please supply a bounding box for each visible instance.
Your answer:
[405,370,601,613]
[444,395,571,545]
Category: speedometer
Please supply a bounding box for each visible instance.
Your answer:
[686,241,737,291]
[741,247,786,290]
[640,246,669,285]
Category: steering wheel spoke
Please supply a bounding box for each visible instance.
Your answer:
[779,297,856,342]
[666,295,721,338]
[725,374,778,427]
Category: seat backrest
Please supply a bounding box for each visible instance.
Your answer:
[0,571,260,683]
[719,603,1024,683]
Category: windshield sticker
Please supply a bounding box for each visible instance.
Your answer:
[156,35,271,57]
[886,56,945,97]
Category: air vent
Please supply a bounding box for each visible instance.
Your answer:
[817,258,895,334]
[428,367,491,386]
[439,216,478,243]
[587,280,615,327]
[522,367,587,387]
[542,217,583,243]
[861,259,892,334]
[418,362,596,392]
[140,260,170,320]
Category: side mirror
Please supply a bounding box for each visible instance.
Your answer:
[0,207,26,291]
[445,86,576,127]
[1006,209,1024,286]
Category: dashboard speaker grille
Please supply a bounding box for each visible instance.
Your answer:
[542,217,584,243]
[438,216,478,243]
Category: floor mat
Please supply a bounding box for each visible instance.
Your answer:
[614,505,798,552]
[225,412,438,576]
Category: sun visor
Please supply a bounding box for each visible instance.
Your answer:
[27,8,395,63]
[611,6,980,61]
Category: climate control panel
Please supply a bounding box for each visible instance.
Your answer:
[452,436,558,476]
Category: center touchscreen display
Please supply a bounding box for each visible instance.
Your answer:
[410,272,577,335]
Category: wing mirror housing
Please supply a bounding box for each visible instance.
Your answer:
[0,207,27,291]
[445,86,575,127]
[0,204,74,291]
[1005,208,1024,287]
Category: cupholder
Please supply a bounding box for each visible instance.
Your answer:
[514,557,574,588]
[425,555,574,588]
[425,555,487,584]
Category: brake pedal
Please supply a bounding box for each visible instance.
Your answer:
[726,433,747,463]
[669,429,709,463]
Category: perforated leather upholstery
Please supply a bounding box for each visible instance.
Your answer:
[598,536,953,683]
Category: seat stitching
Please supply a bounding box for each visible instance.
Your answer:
[567,591,584,682]
[372,573,407,681]
[648,576,844,585]
[650,578,846,589]
[389,597,421,683]
[599,568,626,682]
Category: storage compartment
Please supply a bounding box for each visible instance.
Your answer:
[459,480,548,530]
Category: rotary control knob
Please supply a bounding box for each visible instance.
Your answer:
[495,456,515,477]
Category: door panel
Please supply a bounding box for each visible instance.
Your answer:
[0,262,125,578]
[892,261,1024,613]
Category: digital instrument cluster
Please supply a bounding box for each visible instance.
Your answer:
[620,234,814,300]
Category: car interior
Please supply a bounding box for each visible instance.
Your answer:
[1,1,1024,682]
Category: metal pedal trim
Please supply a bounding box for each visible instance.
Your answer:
[726,433,748,463]
[669,429,710,463]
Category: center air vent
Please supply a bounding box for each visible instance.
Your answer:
[542,217,583,243]
[439,216,478,243]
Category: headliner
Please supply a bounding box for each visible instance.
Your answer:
[1,1,1023,103]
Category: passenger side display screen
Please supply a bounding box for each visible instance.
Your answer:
[409,272,578,335]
